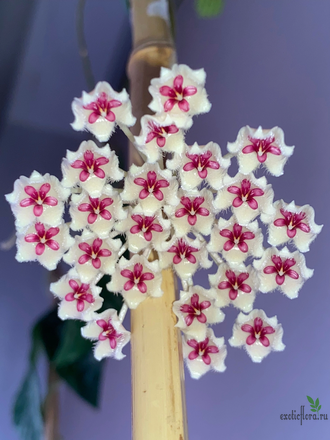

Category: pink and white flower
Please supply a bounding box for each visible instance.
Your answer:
[135,114,184,162]
[173,286,224,340]
[167,141,230,191]
[214,173,275,225]
[208,217,263,265]
[63,230,121,283]
[107,255,163,309]
[61,140,124,197]
[16,221,74,270]
[115,206,170,253]
[50,268,103,320]
[253,247,313,299]
[209,264,259,312]
[227,126,294,176]
[70,187,126,238]
[71,81,136,142]
[183,328,227,379]
[266,200,323,252]
[159,236,211,280]
[229,309,285,362]
[121,163,179,215]
[149,64,211,129]
[165,189,214,237]
[81,309,131,361]
[6,171,69,229]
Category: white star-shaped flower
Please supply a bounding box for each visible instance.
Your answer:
[213,173,275,225]
[229,309,285,363]
[253,246,313,299]
[61,140,124,197]
[134,114,185,163]
[209,263,259,312]
[227,126,294,176]
[16,221,74,270]
[183,328,227,379]
[71,81,136,142]
[166,141,230,191]
[165,188,215,237]
[81,309,131,361]
[50,268,103,320]
[63,230,121,283]
[266,200,323,252]
[121,162,179,215]
[69,186,126,239]
[149,64,211,129]
[6,171,69,229]
[115,206,171,253]
[207,217,264,266]
[107,255,163,309]
[173,286,224,341]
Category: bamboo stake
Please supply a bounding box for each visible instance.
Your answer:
[128,1,188,439]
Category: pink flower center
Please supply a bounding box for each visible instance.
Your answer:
[120,263,155,294]
[159,75,197,113]
[263,255,299,285]
[20,184,58,217]
[241,317,275,347]
[183,150,220,179]
[71,150,109,182]
[180,293,211,326]
[175,196,209,226]
[130,214,163,242]
[146,122,179,148]
[24,222,60,255]
[218,270,251,300]
[83,92,122,124]
[134,171,169,201]
[168,238,199,264]
[64,279,94,312]
[97,318,122,349]
[227,179,264,210]
[274,209,310,238]
[187,337,219,365]
[242,136,281,163]
[78,196,113,224]
[78,238,112,269]
[219,223,255,253]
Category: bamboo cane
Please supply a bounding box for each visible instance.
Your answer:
[128,1,188,439]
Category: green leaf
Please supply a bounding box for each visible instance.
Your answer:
[36,307,104,407]
[13,367,43,440]
[37,308,63,361]
[318,405,322,411]
[307,395,314,405]
[315,398,319,407]
[53,319,92,367]
[196,0,224,18]
[97,275,123,313]
[311,409,316,412]
[57,350,104,407]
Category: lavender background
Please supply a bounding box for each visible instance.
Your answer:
[1,1,329,439]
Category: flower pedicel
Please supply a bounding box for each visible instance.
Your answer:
[5,64,322,379]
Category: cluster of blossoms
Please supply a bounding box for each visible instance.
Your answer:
[6,65,322,378]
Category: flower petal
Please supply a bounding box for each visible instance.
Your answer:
[92,258,101,269]
[43,196,58,207]
[36,243,45,255]
[78,254,91,265]
[46,240,60,251]
[223,240,235,251]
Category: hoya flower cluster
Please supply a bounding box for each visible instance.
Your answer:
[6,65,322,377]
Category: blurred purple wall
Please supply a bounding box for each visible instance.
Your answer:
[1,1,329,439]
